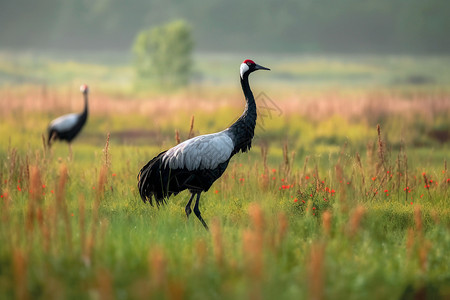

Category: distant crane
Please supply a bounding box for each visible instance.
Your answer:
[47,84,89,156]
[137,60,270,229]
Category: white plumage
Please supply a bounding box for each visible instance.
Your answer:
[49,113,79,132]
[162,131,234,171]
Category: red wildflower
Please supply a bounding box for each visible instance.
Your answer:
[281,178,285,182]
[239,178,245,183]
[214,190,219,194]
[17,185,21,192]
[272,169,276,173]
[112,173,117,177]
[42,184,46,188]
[305,176,310,180]
[384,189,388,193]
[371,177,376,181]
[272,177,276,180]
[312,207,316,210]
[294,198,298,203]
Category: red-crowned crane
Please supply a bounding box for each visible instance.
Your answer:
[137,59,270,229]
[47,84,89,156]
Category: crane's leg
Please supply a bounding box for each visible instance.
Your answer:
[185,192,195,218]
[193,193,209,230]
[68,143,73,161]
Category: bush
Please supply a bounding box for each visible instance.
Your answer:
[132,20,193,89]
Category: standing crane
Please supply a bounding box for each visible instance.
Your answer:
[137,60,270,229]
[47,84,89,156]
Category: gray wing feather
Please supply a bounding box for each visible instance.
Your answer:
[163,132,234,171]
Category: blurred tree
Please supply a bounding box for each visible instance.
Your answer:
[132,20,193,88]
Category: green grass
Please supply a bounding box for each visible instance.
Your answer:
[0,54,450,299]
[1,121,449,299]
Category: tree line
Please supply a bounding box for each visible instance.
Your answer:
[1,0,449,54]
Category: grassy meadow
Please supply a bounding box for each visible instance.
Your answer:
[0,53,449,299]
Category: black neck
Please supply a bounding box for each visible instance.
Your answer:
[81,92,88,119]
[228,73,257,155]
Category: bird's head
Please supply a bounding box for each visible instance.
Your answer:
[240,59,270,79]
[80,84,89,94]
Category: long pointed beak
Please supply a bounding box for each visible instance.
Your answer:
[255,64,270,71]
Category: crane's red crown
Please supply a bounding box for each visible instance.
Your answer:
[243,59,255,65]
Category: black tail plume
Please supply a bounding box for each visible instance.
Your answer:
[137,151,168,206]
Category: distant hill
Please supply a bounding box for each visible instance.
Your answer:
[1,0,449,54]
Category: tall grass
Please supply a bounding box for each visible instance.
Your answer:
[0,119,449,299]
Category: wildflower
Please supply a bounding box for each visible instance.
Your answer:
[71,213,74,217]
[281,185,286,189]
[294,198,298,203]
[384,189,388,193]
[281,178,285,182]
[310,194,313,197]
[331,189,335,193]
[272,169,276,173]
[272,177,276,180]
[422,172,426,176]
[214,190,219,194]
[50,190,54,194]
[410,202,413,205]
[312,207,316,210]
[239,178,245,183]
[112,173,117,177]
[17,185,21,191]
[305,176,310,180]
[42,184,46,188]
[371,177,376,181]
